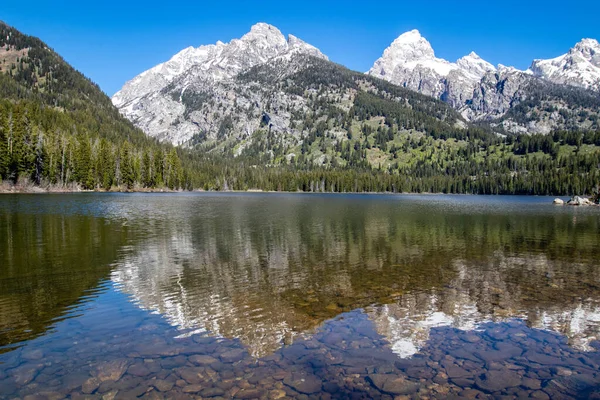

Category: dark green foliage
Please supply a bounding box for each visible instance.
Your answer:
[501,79,600,130]
[0,22,190,190]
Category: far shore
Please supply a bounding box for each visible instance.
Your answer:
[1,183,598,204]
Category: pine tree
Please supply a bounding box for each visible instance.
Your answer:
[165,148,183,190]
[97,139,114,190]
[76,136,94,189]
[153,148,164,187]
[0,106,9,179]
[120,142,134,189]
[142,149,153,187]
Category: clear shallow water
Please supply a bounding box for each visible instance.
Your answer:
[0,193,599,399]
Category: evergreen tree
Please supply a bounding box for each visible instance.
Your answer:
[120,142,134,189]
[0,107,9,179]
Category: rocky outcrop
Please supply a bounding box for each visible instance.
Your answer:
[566,196,595,206]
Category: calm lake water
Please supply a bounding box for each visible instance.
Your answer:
[1,193,599,399]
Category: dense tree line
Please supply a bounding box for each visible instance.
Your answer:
[0,100,186,189]
[0,22,197,190]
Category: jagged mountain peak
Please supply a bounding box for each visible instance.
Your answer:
[456,51,496,79]
[368,30,495,106]
[384,29,435,61]
[112,22,326,107]
[112,23,328,144]
[249,22,281,34]
[393,29,424,42]
[463,51,482,60]
[239,22,287,47]
[530,37,600,91]
[573,38,600,54]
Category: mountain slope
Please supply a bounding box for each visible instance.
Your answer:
[0,22,190,190]
[368,31,600,134]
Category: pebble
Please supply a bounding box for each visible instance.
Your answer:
[9,365,41,386]
[128,363,152,377]
[521,377,542,390]
[268,389,287,399]
[220,349,246,363]
[200,387,226,397]
[92,359,129,382]
[283,373,323,394]
[234,388,265,399]
[81,377,101,394]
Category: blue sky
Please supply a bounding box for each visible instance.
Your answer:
[2,0,599,96]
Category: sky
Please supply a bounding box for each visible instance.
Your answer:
[2,0,599,96]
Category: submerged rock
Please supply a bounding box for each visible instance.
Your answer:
[474,370,521,392]
[283,372,322,394]
[81,377,101,394]
[189,355,218,365]
[91,359,129,382]
[219,348,246,363]
[366,374,419,395]
[553,198,565,205]
[152,379,174,392]
[9,364,41,386]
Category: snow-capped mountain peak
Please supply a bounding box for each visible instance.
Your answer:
[368,30,495,106]
[572,38,600,58]
[529,38,600,91]
[382,29,436,63]
[112,22,327,144]
[456,51,496,79]
[113,22,326,108]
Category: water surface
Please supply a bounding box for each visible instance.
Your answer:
[0,193,599,399]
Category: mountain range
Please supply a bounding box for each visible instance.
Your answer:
[1,21,599,196]
[368,30,600,133]
[113,23,600,145]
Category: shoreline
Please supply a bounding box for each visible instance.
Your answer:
[0,185,597,202]
[0,181,597,201]
[0,181,182,194]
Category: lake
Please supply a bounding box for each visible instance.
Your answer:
[0,193,599,399]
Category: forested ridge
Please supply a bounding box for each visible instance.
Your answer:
[0,22,189,190]
[1,22,599,196]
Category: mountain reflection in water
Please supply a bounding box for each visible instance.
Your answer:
[107,194,600,358]
[1,193,600,399]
